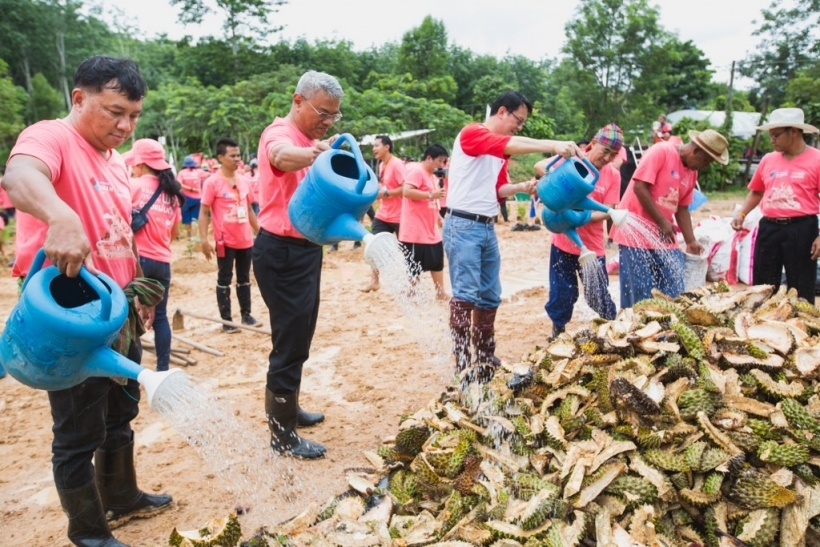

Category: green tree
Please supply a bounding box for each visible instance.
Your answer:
[27,72,65,123]
[0,58,28,164]
[170,0,287,83]
[785,63,820,128]
[397,16,449,81]
[652,38,713,112]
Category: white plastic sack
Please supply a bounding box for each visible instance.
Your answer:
[684,252,708,291]
[693,216,736,282]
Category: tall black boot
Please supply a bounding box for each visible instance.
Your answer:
[297,387,324,427]
[216,285,237,333]
[94,441,172,528]
[236,282,261,326]
[266,389,326,459]
[449,299,474,373]
[56,481,129,547]
[472,306,501,383]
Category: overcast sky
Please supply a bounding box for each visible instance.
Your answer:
[103,0,774,89]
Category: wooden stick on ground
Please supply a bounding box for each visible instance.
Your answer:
[171,334,225,356]
[144,347,196,367]
[140,340,191,355]
[174,309,272,335]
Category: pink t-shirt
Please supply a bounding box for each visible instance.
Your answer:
[748,147,820,218]
[201,171,254,249]
[375,157,407,224]
[447,123,512,217]
[130,175,181,263]
[399,164,441,245]
[552,161,620,257]
[247,171,260,203]
[257,117,315,238]
[177,168,201,199]
[0,182,11,208]
[612,142,697,250]
[10,120,136,288]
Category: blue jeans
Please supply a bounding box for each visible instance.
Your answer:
[139,257,172,371]
[618,245,684,308]
[546,245,616,329]
[442,215,501,308]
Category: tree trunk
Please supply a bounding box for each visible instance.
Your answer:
[55,30,70,109]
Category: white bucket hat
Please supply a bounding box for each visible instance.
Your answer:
[757,107,819,134]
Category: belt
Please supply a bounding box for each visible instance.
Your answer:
[449,209,494,224]
[762,215,816,225]
[259,228,321,248]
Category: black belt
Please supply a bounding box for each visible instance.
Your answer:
[762,215,816,225]
[449,209,494,224]
[259,228,321,248]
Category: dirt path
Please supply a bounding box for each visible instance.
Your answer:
[0,199,739,546]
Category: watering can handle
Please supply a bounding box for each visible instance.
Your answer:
[23,248,112,322]
[581,157,600,185]
[331,133,369,194]
[544,155,563,173]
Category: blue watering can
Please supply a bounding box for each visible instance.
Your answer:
[288,133,378,245]
[0,249,182,405]
[536,156,609,214]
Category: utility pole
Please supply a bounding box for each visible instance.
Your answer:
[720,61,736,191]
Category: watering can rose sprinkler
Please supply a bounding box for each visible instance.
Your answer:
[288,133,399,267]
[0,249,183,407]
[536,155,628,264]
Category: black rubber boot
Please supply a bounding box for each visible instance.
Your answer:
[472,306,501,383]
[56,481,129,547]
[266,389,326,459]
[297,388,324,427]
[236,283,261,326]
[449,299,474,373]
[216,285,237,333]
[94,441,172,528]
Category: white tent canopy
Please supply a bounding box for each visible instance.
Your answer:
[359,129,435,145]
[666,110,762,139]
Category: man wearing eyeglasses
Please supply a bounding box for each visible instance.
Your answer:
[252,70,342,460]
[731,107,820,301]
[444,90,579,384]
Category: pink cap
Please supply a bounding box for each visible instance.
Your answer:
[661,123,672,133]
[125,139,172,171]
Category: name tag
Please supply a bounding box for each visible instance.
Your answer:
[236,205,248,222]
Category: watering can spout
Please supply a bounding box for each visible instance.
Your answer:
[138,368,186,409]
[608,208,629,227]
[85,347,145,383]
[323,213,369,243]
[576,196,610,215]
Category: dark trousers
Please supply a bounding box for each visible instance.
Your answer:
[217,245,252,286]
[252,231,322,394]
[139,257,171,371]
[48,341,142,490]
[545,244,616,329]
[754,216,818,301]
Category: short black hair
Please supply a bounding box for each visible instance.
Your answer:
[424,144,448,160]
[216,138,239,158]
[375,135,393,152]
[489,90,533,117]
[576,138,590,147]
[74,55,145,101]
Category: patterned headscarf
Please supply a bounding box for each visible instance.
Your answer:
[594,123,624,152]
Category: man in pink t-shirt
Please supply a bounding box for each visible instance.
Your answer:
[253,70,343,460]
[360,134,407,292]
[731,108,820,300]
[1,55,171,547]
[444,90,579,382]
[199,137,260,332]
[399,144,449,300]
[177,155,202,239]
[535,124,623,338]
[612,129,729,307]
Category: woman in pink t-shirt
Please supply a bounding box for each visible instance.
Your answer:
[399,144,449,300]
[126,139,185,371]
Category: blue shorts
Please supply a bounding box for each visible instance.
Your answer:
[181,197,201,224]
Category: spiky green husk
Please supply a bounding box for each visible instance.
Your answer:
[735,508,780,547]
[678,389,719,421]
[729,468,798,509]
[610,377,661,415]
[634,298,688,324]
[703,472,725,495]
[444,435,474,479]
[411,453,441,486]
[487,489,510,521]
[747,418,781,441]
[757,440,810,467]
[395,425,431,456]
[486,520,529,542]
[697,361,721,393]
[781,398,820,435]
[684,441,708,470]
[643,449,688,472]
[604,475,658,504]
[726,430,761,453]
[716,280,730,293]
[793,463,818,486]
[699,448,731,472]
[377,444,414,464]
[680,488,721,507]
[671,322,706,360]
[169,514,241,547]
[388,469,418,505]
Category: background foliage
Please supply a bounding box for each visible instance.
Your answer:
[0,0,818,175]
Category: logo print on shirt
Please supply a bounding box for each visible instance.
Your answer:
[670,169,680,179]
[767,183,801,211]
[657,187,680,211]
[96,207,134,260]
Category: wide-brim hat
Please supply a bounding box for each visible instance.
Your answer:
[757,107,819,134]
[688,129,729,166]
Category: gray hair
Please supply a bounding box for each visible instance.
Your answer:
[295,70,344,100]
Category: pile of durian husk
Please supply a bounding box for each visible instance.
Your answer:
[192,282,820,547]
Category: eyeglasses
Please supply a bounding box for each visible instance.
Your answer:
[509,111,526,127]
[768,130,788,141]
[304,98,343,123]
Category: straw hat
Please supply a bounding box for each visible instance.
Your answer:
[687,129,729,166]
[757,107,819,134]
